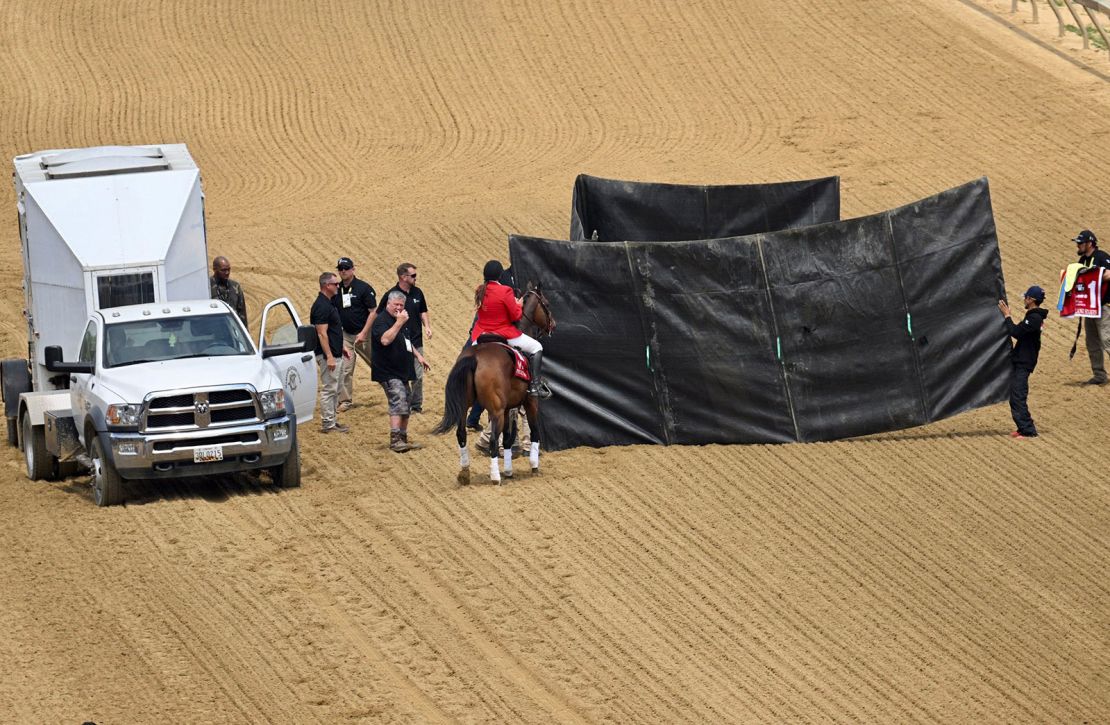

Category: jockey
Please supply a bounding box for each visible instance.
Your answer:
[471,260,551,398]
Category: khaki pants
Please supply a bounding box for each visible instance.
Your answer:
[316,354,342,427]
[478,406,531,452]
[339,331,372,405]
[1085,304,1110,383]
[411,345,426,410]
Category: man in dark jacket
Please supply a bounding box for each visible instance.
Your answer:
[1074,229,1110,385]
[998,285,1049,439]
[210,256,248,327]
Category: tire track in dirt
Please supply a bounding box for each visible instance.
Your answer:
[2,0,1110,721]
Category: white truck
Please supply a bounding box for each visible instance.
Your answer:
[2,144,317,505]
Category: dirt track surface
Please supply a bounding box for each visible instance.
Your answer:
[1,1,1108,721]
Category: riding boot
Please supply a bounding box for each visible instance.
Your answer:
[527,351,552,399]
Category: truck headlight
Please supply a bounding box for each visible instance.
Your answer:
[259,389,286,418]
[106,403,142,427]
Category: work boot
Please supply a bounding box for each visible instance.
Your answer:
[527,351,552,399]
[1083,376,1107,386]
[401,430,423,450]
[389,430,411,453]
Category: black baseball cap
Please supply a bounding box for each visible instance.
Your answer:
[1073,230,1097,245]
[337,257,354,270]
[1024,285,1045,304]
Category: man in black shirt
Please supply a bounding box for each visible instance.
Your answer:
[376,262,432,412]
[333,257,378,412]
[1075,229,1110,385]
[372,291,430,452]
[311,271,350,433]
[999,286,1048,439]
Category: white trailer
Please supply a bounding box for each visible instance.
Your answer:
[9,144,209,397]
[3,144,316,503]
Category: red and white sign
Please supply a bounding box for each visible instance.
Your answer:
[1059,267,1102,318]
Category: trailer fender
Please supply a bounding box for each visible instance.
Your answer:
[2,358,32,419]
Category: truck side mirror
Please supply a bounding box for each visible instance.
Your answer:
[297,325,315,353]
[44,345,94,374]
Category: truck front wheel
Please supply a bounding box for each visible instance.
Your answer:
[89,435,123,507]
[22,413,56,481]
[271,423,301,489]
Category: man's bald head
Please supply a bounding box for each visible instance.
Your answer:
[213,256,232,281]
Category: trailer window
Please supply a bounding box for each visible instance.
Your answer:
[97,273,155,309]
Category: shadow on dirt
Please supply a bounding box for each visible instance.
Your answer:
[58,471,284,507]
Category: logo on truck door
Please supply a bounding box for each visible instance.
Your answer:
[285,367,301,392]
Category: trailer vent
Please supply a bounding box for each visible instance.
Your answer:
[44,156,170,179]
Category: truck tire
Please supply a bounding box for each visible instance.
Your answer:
[22,413,56,481]
[89,435,123,507]
[6,416,17,447]
[271,427,301,489]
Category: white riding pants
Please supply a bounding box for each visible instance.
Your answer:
[505,332,542,355]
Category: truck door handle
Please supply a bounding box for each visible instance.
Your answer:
[300,354,312,362]
[70,376,76,383]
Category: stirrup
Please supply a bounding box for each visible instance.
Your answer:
[528,379,553,399]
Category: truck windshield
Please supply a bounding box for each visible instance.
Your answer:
[103,314,255,367]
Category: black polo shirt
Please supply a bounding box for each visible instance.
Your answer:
[370,312,415,382]
[1080,249,1110,305]
[310,292,343,358]
[376,285,429,347]
[333,277,377,335]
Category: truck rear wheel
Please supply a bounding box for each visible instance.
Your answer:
[7,416,17,447]
[22,413,56,481]
[89,435,123,507]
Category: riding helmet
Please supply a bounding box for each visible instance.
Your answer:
[483,260,504,281]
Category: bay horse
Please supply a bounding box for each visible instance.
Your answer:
[433,284,555,484]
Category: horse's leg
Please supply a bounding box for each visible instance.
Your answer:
[488,407,502,484]
[503,411,516,479]
[456,417,470,485]
[523,397,541,473]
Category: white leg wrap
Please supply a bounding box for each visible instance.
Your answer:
[489,457,500,482]
[530,442,540,468]
[459,445,470,467]
[503,448,513,474]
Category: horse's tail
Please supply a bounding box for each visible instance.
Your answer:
[432,354,477,435]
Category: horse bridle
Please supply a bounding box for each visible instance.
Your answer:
[522,289,555,337]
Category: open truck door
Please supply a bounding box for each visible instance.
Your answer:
[259,298,317,425]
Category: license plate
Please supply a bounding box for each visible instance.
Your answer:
[193,445,224,463]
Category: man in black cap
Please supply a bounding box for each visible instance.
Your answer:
[998,286,1048,439]
[333,257,378,412]
[375,262,432,412]
[1074,230,1110,385]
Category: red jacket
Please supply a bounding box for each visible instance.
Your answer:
[471,281,522,341]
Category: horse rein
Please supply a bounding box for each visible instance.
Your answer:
[522,289,555,337]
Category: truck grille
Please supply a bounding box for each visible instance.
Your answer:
[143,388,260,432]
